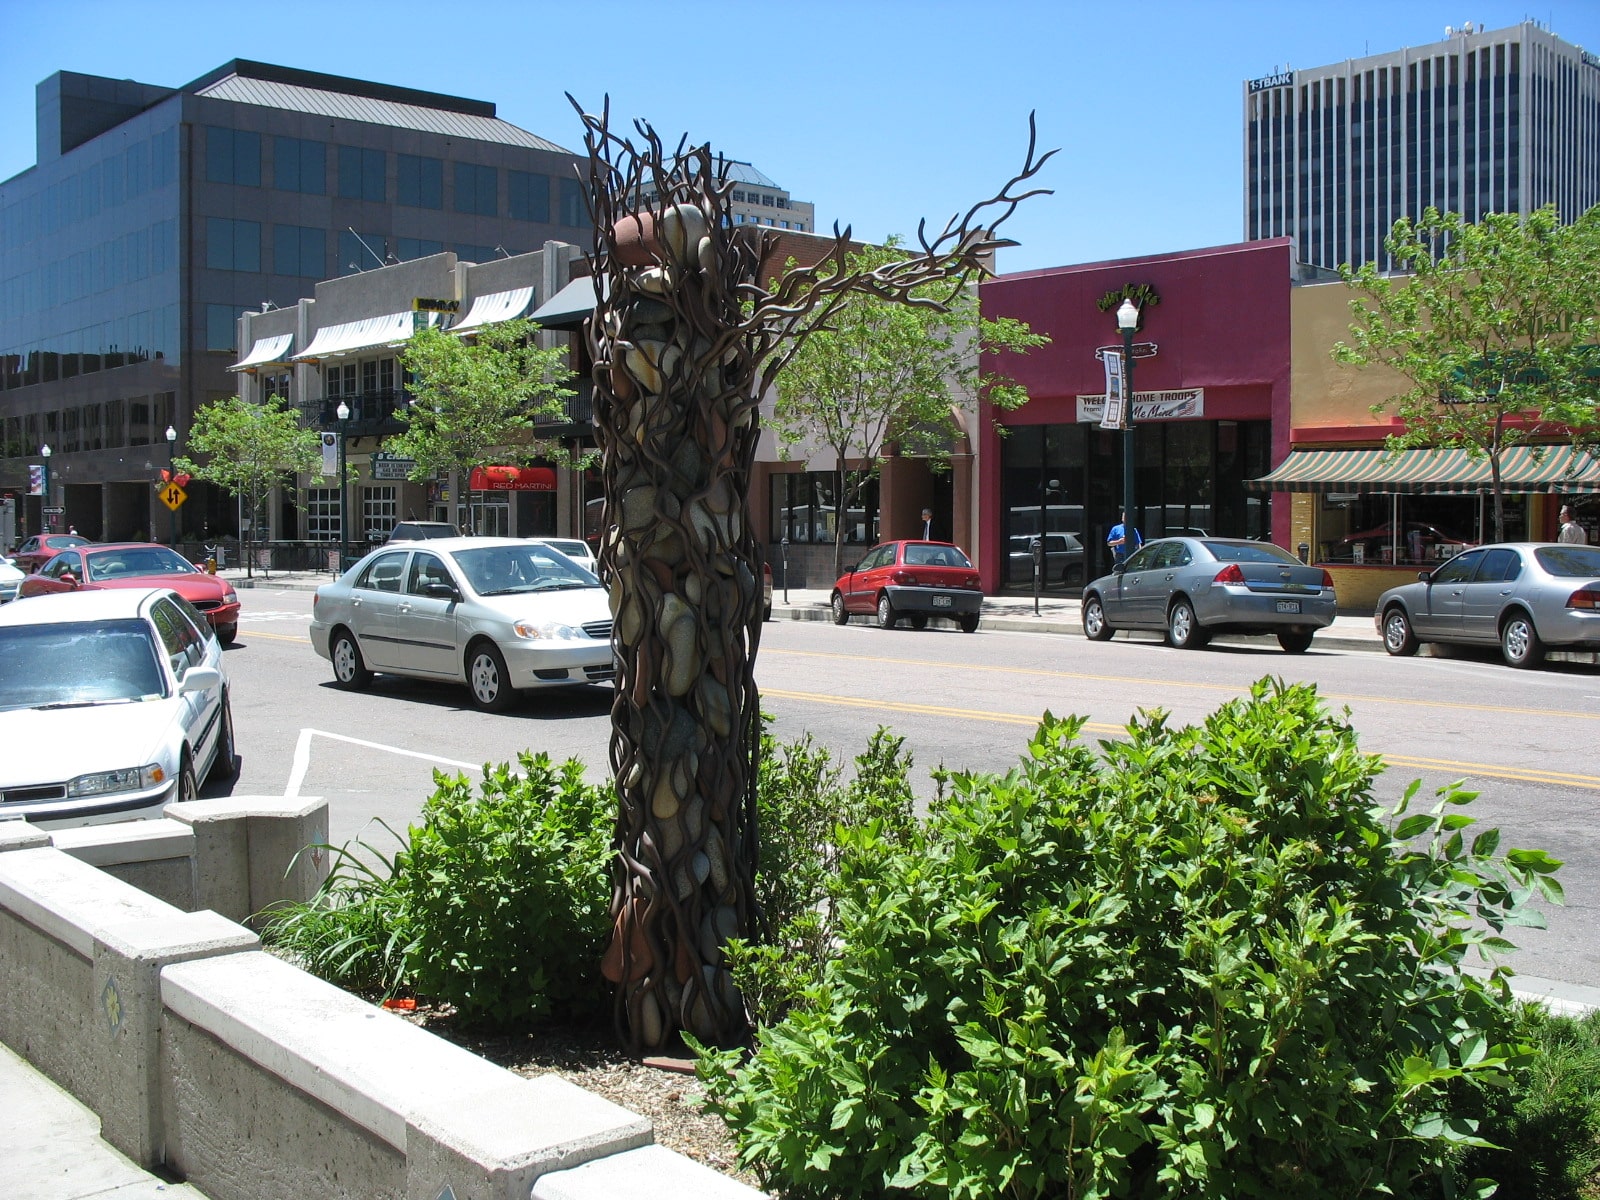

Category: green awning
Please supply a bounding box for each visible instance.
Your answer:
[1246,444,1600,494]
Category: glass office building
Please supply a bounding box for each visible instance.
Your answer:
[1,60,591,545]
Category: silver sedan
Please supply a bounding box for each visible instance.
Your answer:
[1081,537,1337,653]
[1374,542,1600,668]
[309,537,614,712]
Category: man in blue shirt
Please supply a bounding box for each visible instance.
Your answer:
[1107,510,1141,566]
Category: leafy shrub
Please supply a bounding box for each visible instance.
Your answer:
[728,724,919,1025]
[398,752,614,1029]
[1459,1005,1600,1198]
[697,679,1561,1200]
[258,824,411,995]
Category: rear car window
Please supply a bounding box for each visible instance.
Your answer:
[1207,541,1300,565]
[1535,545,1600,577]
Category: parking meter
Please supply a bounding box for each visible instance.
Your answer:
[1030,535,1043,615]
[780,536,790,603]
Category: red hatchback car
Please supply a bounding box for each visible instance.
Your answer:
[10,533,92,573]
[17,543,242,644]
[831,540,984,632]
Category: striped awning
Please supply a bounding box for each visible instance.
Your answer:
[293,311,439,361]
[1246,444,1600,494]
[450,287,534,335]
[230,333,294,372]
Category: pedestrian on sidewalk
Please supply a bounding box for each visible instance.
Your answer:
[1107,510,1141,566]
[1558,504,1588,544]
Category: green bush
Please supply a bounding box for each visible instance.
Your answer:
[398,752,614,1029]
[258,824,410,996]
[697,679,1560,1200]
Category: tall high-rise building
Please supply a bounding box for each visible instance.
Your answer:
[0,59,591,542]
[1244,21,1600,271]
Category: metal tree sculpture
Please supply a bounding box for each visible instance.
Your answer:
[573,96,1053,1053]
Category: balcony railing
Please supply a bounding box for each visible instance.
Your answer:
[295,382,595,440]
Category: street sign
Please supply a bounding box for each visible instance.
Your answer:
[159,482,188,511]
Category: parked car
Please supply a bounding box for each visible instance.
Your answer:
[309,537,614,711]
[10,533,91,574]
[1374,542,1600,668]
[530,537,598,576]
[831,540,984,632]
[17,543,242,644]
[386,521,459,543]
[1081,537,1337,653]
[1006,533,1086,587]
[0,588,234,828]
[0,557,23,604]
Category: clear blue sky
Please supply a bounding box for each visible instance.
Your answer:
[3,0,1598,274]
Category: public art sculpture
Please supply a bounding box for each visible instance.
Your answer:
[571,96,1054,1052]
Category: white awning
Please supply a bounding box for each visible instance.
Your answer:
[230,333,295,371]
[528,275,605,331]
[292,311,435,361]
[450,287,534,335]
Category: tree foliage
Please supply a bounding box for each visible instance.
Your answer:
[390,319,578,527]
[176,393,321,575]
[769,240,1047,574]
[1334,205,1600,540]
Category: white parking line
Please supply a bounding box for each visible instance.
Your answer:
[286,728,484,797]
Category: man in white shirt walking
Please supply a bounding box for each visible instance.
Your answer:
[1558,504,1587,544]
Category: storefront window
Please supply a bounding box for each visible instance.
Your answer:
[1316,492,1521,565]
[768,471,878,544]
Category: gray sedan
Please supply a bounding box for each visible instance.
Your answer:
[1081,537,1337,653]
[309,537,614,712]
[1374,542,1600,668]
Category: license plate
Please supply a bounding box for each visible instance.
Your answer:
[1276,600,1301,614]
[932,595,952,608]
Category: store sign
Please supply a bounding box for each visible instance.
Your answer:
[412,297,460,313]
[1076,389,1204,424]
[370,452,416,480]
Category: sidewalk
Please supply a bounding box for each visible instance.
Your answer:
[222,567,1389,653]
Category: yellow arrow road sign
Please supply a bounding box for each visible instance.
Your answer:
[159,482,187,511]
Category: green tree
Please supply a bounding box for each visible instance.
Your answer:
[769,240,1047,576]
[176,394,321,577]
[390,318,578,530]
[1334,204,1600,541]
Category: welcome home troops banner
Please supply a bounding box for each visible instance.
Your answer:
[1077,388,1205,425]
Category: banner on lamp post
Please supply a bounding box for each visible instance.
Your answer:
[320,432,339,477]
[1100,350,1125,430]
[28,464,44,495]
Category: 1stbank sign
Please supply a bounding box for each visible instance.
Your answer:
[1248,71,1294,92]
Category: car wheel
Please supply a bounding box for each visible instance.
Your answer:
[1500,611,1545,669]
[763,602,772,622]
[217,623,238,647]
[1382,606,1419,656]
[176,755,199,806]
[208,694,238,783]
[331,629,371,690]
[1167,599,1209,649]
[959,614,980,634]
[910,614,929,630]
[831,592,848,625]
[876,594,898,630]
[1082,594,1114,641]
[1277,630,1314,654]
[467,641,518,712]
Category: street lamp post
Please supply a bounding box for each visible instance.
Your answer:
[1116,300,1139,549]
[165,425,178,547]
[336,402,351,570]
[39,443,52,534]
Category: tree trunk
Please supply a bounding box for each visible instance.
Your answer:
[590,195,766,1053]
[832,458,849,580]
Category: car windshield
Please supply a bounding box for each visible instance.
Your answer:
[542,539,591,558]
[455,545,598,595]
[0,619,165,711]
[86,546,197,581]
[904,544,972,567]
[1534,545,1600,577]
[1204,541,1301,565]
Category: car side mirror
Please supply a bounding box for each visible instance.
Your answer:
[60,572,79,589]
[423,581,459,601]
[180,666,224,694]
[1418,570,1432,583]
[1112,562,1126,575]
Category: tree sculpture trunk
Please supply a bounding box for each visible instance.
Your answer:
[572,98,1052,1053]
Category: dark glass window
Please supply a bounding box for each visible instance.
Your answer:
[768,472,879,545]
[453,162,498,216]
[397,155,443,209]
[453,244,500,264]
[396,237,444,262]
[206,304,238,352]
[206,127,261,187]
[273,224,326,278]
[206,217,261,272]
[339,230,387,275]
[508,170,550,221]
[559,177,586,226]
[338,145,385,202]
[273,137,325,194]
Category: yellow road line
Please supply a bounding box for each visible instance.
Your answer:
[762,688,1600,792]
[763,647,1600,722]
[238,629,309,643]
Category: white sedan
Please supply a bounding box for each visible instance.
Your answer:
[309,537,615,712]
[0,588,235,828]
[0,556,23,604]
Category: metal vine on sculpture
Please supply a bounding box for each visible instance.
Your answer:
[571,95,1054,1053]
